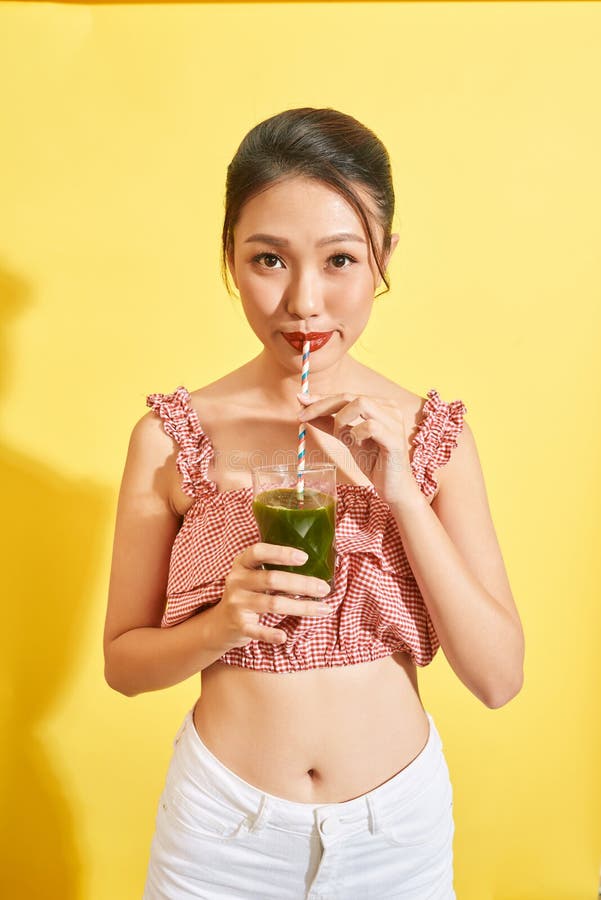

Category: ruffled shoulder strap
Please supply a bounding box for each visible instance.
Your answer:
[146,386,216,500]
[410,389,467,498]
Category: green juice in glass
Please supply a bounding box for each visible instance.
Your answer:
[252,487,336,587]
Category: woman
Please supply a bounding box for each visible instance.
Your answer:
[104,107,524,899]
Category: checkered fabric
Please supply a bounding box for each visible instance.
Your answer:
[146,386,467,673]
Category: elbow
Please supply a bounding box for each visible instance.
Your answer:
[484,617,526,709]
[104,668,130,697]
[104,659,138,698]
[484,670,524,709]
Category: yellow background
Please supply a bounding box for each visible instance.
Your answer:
[0,2,599,898]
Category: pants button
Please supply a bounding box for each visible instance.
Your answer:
[319,816,339,835]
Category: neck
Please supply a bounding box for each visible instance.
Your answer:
[247,349,357,409]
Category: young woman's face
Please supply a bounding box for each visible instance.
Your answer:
[227,176,398,371]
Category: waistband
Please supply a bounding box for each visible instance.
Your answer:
[169,705,446,840]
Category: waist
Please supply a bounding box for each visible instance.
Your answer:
[176,700,447,831]
[194,652,429,803]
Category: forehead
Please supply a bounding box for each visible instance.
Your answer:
[234,176,378,237]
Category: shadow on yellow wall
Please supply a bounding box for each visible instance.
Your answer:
[0,261,110,898]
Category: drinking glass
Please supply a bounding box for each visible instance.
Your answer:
[251,463,337,600]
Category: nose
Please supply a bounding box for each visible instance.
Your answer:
[284,271,324,320]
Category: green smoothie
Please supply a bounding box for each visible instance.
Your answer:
[252,487,336,586]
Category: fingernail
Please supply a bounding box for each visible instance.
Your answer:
[292,550,308,563]
[317,605,331,614]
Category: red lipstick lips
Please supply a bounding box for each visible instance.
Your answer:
[282,331,334,352]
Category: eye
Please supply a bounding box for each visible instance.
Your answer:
[252,253,283,269]
[251,252,357,270]
[330,254,356,269]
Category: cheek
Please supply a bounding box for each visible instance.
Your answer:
[239,287,279,332]
[334,285,374,321]
[238,269,279,302]
[336,269,376,302]
[238,267,374,319]
[351,304,374,335]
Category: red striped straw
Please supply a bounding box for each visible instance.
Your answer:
[296,339,311,502]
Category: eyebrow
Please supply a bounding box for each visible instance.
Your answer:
[243,232,366,248]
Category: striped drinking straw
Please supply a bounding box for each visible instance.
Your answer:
[296,339,311,503]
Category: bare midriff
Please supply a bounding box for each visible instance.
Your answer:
[193,650,430,803]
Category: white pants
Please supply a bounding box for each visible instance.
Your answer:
[143,706,456,899]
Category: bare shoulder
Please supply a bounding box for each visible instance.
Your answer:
[124,409,197,516]
[352,363,427,430]
[434,416,478,489]
[188,364,257,413]
[129,409,177,462]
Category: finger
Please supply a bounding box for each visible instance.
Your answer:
[297,391,324,404]
[297,413,337,438]
[298,395,392,436]
[258,594,333,617]
[238,543,310,570]
[332,396,383,430]
[243,624,288,645]
[350,418,385,445]
[297,392,357,420]
[253,568,331,599]
[351,419,405,457]
[302,397,395,448]
[297,393,363,441]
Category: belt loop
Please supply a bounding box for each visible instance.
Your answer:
[366,793,380,836]
[173,712,190,748]
[247,794,270,833]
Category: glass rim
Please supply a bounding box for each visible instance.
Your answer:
[250,462,336,474]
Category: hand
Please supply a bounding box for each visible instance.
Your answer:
[297,391,421,508]
[209,543,333,650]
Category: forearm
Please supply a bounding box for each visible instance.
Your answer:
[105,605,228,697]
[391,490,524,708]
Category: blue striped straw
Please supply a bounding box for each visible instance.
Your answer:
[296,339,311,502]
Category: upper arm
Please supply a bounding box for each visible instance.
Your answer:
[103,412,182,657]
[431,420,521,627]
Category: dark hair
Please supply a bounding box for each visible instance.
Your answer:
[221,107,395,298]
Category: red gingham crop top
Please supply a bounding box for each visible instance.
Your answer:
[146,386,467,674]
